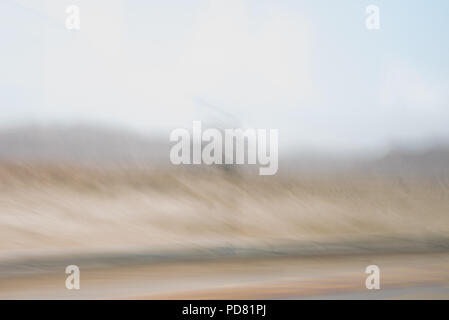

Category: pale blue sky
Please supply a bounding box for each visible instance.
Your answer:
[1,0,449,155]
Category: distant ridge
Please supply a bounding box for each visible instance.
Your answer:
[0,124,448,176]
[0,124,170,167]
[365,146,449,177]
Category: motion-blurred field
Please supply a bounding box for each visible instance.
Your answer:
[1,162,449,261]
[1,126,449,299]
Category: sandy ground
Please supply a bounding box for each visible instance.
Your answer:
[1,165,449,259]
[1,165,449,299]
[2,253,449,299]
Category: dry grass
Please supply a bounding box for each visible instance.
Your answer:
[1,163,449,260]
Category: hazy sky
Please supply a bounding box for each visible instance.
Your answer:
[1,0,449,154]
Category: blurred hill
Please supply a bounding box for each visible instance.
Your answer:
[0,124,170,168]
[366,146,449,177]
[1,124,449,176]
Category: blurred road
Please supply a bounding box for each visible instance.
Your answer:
[2,252,449,299]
